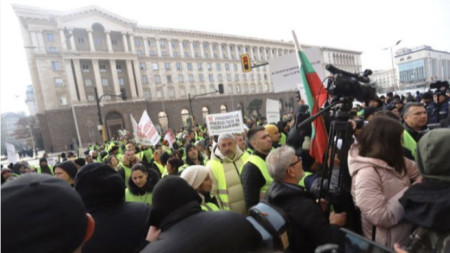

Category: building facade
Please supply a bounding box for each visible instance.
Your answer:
[370,69,396,93]
[14,4,362,151]
[395,45,450,90]
[25,84,38,116]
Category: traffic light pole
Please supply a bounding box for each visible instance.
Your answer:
[188,85,224,128]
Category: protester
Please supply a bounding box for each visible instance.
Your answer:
[402,102,429,143]
[181,165,220,211]
[348,116,422,247]
[36,157,53,175]
[264,123,282,148]
[140,176,263,252]
[265,145,347,253]
[1,168,13,184]
[117,148,139,187]
[165,157,183,176]
[75,163,151,253]
[2,174,95,253]
[53,160,78,186]
[241,126,274,210]
[125,163,159,205]
[398,129,450,252]
[207,133,247,214]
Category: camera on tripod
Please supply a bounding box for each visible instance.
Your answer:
[430,80,449,96]
[325,64,376,104]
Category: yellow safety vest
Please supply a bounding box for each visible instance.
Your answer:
[298,171,313,188]
[120,162,132,188]
[241,155,273,195]
[201,202,220,211]
[125,188,152,205]
[208,159,232,210]
[36,165,54,175]
[153,161,165,176]
[402,130,417,159]
[279,132,287,145]
[241,151,250,163]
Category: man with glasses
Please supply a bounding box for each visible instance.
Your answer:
[265,145,347,253]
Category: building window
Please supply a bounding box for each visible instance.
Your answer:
[176,62,182,70]
[144,91,151,99]
[116,64,122,72]
[54,78,64,87]
[207,63,212,71]
[139,62,146,70]
[135,39,141,47]
[169,87,175,98]
[242,74,247,81]
[99,64,107,72]
[94,38,102,45]
[193,42,198,48]
[204,53,209,58]
[112,39,118,46]
[152,63,159,70]
[197,63,203,70]
[225,63,230,71]
[195,52,200,58]
[199,74,204,82]
[187,63,193,71]
[51,61,61,71]
[160,39,166,48]
[213,53,218,59]
[48,47,57,53]
[155,75,161,83]
[142,75,149,84]
[82,64,89,72]
[167,75,172,83]
[165,62,171,70]
[178,74,184,82]
[226,74,231,81]
[77,37,84,44]
[233,63,238,71]
[218,74,223,81]
[216,63,221,71]
[189,74,194,82]
[200,86,206,94]
[150,50,157,56]
[171,40,177,48]
[156,89,163,99]
[173,52,179,57]
[162,51,169,56]
[87,95,95,102]
[118,78,124,86]
[136,50,143,56]
[209,74,214,82]
[59,95,67,105]
[84,79,92,87]
[182,41,188,48]
[101,78,109,86]
[235,74,239,81]
[179,87,186,97]
[184,52,189,57]
[46,32,55,41]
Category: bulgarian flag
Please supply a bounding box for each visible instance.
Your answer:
[293,31,328,163]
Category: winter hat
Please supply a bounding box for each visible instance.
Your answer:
[74,163,125,212]
[264,124,279,136]
[53,161,78,180]
[74,158,86,168]
[150,176,201,227]
[39,157,47,163]
[416,129,450,182]
[180,165,211,190]
[2,174,87,253]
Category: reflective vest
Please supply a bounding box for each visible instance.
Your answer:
[241,155,273,194]
[279,132,287,145]
[125,188,152,205]
[137,149,153,162]
[208,159,232,210]
[240,151,250,164]
[36,165,54,175]
[298,171,313,188]
[201,202,220,211]
[153,161,165,176]
[120,162,132,187]
[403,130,417,159]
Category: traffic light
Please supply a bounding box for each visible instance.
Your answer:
[241,54,252,72]
[120,88,127,100]
[218,83,224,94]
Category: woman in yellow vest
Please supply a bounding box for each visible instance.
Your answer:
[180,165,220,211]
[125,163,159,205]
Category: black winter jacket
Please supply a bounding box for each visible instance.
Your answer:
[265,181,335,253]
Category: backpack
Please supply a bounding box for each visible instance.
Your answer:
[406,227,450,253]
[246,201,291,251]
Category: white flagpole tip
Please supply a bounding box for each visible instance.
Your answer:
[291,30,303,51]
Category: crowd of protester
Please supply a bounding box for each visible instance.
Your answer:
[2,85,450,253]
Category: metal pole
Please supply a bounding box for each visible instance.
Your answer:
[390,47,397,91]
[69,59,83,150]
[188,93,194,128]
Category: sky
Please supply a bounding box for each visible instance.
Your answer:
[1,0,450,115]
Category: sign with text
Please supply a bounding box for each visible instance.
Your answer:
[137,110,161,146]
[206,111,244,136]
[266,99,281,124]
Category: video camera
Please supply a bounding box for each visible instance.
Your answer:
[430,80,449,96]
[325,64,377,104]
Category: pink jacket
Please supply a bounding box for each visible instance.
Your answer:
[348,144,421,248]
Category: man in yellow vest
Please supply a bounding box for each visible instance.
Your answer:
[117,149,138,188]
[240,126,273,210]
[264,124,282,149]
[207,133,247,214]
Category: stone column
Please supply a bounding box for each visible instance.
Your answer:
[72,59,87,102]
[126,60,137,98]
[122,32,129,52]
[110,60,121,96]
[87,29,95,52]
[92,60,104,97]
[143,37,149,56]
[129,34,136,54]
[105,30,113,52]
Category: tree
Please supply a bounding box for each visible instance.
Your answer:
[13,116,43,150]
[247,98,263,116]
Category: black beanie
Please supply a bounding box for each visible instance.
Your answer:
[150,176,201,227]
[53,161,78,180]
[74,158,86,167]
[74,163,125,212]
[39,157,47,163]
[2,174,87,253]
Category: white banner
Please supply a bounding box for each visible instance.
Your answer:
[266,99,281,124]
[5,143,16,163]
[206,111,244,136]
[130,114,140,143]
[164,129,176,149]
[48,156,58,166]
[138,110,161,146]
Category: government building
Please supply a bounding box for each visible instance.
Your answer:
[14,4,363,151]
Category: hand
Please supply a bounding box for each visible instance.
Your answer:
[146,226,161,242]
[317,198,329,213]
[394,243,409,253]
[329,211,347,226]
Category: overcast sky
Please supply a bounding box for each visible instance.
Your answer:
[1,0,449,114]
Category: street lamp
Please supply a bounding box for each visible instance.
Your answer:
[383,40,401,91]
[94,87,127,142]
[188,84,224,128]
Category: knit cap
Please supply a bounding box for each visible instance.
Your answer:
[53,161,78,179]
[180,165,211,190]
